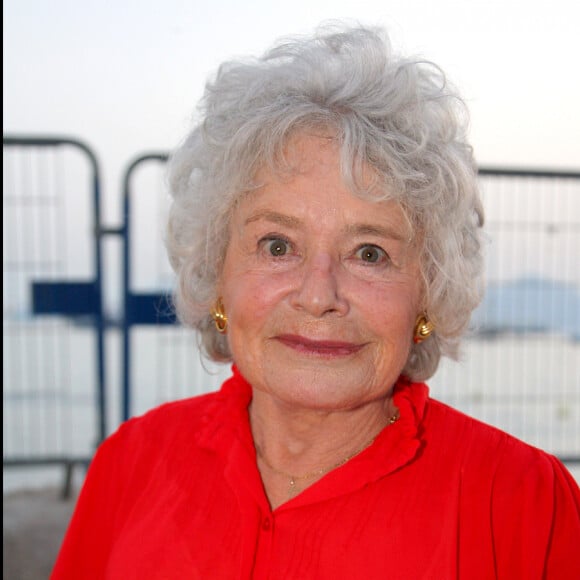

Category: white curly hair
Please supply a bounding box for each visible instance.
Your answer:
[166,22,485,381]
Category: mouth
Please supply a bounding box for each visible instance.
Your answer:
[274,334,365,357]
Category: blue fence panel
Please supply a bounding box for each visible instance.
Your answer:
[3,135,106,495]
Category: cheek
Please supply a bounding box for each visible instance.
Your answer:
[360,281,420,334]
[222,270,291,330]
[222,274,293,373]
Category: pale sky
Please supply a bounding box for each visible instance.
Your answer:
[4,0,579,222]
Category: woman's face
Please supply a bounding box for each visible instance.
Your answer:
[219,134,423,411]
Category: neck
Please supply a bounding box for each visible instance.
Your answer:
[249,391,398,508]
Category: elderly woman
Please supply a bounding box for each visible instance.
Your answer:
[53,24,579,579]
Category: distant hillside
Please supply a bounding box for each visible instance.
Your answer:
[472,277,580,340]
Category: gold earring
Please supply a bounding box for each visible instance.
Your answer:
[210,297,228,333]
[413,314,434,344]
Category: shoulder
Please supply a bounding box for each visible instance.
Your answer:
[426,397,548,464]
[128,389,223,429]
[424,397,580,574]
[99,389,225,458]
[424,396,579,505]
[92,369,250,470]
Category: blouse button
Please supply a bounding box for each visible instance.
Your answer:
[262,517,271,531]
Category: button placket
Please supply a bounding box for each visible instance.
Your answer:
[252,513,275,578]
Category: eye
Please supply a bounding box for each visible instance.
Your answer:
[263,237,290,257]
[355,244,388,264]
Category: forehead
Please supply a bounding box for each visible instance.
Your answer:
[233,133,412,239]
[266,131,377,187]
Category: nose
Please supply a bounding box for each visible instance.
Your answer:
[290,252,349,317]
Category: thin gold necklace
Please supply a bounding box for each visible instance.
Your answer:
[256,409,399,495]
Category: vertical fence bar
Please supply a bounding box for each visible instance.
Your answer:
[121,153,170,421]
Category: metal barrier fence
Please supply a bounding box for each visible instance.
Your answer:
[431,168,580,462]
[3,136,106,496]
[3,135,579,496]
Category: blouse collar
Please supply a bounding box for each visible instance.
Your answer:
[205,366,429,510]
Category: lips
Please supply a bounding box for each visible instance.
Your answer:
[274,334,365,357]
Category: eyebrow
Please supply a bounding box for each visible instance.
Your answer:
[244,210,411,242]
[244,210,303,229]
[344,223,411,243]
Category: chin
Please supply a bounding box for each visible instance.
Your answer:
[267,367,379,411]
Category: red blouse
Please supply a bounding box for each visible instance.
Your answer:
[52,367,580,579]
